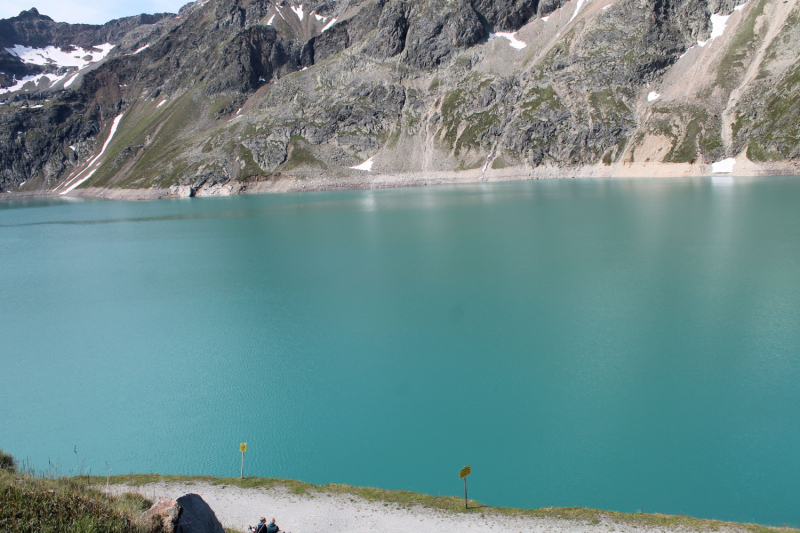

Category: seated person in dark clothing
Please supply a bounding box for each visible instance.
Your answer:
[249,517,267,533]
[266,517,280,533]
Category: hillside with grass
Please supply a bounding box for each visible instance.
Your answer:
[0,450,157,533]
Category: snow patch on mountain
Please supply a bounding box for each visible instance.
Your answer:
[569,0,587,23]
[711,158,736,173]
[350,157,374,171]
[709,13,730,39]
[60,114,124,195]
[6,43,114,68]
[488,32,527,49]
[0,72,70,95]
[697,12,732,46]
[321,18,338,31]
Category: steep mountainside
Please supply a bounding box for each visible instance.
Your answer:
[1,0,799,196]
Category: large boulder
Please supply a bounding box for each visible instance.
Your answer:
[176,493,225,533]
[142,497,182,533]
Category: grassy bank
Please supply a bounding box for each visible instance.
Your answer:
[97,473,798,533]
[0,449,232,533]
[3,447,796,533]
[0,471,152,533]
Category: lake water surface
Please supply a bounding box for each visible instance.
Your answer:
[1,177,799,526]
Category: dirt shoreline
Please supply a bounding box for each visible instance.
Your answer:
[105,480,793,533]
[4,160,800,202]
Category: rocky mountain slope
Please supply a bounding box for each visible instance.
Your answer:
[1,0,798,197]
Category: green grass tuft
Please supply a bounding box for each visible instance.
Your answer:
[0,449,16,472]
[0,471,150,533]
[280,136,327,170]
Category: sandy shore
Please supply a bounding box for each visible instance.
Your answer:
[106,481,770,533]
[4,159,799,202]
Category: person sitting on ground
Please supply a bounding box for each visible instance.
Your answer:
[249,517,268,533]
[266,517,280,533]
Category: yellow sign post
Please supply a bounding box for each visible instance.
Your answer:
[240,443,247,479]
[460,465,471,509]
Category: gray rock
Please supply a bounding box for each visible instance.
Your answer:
[472,0,537,32]
[312,24,351,62]
[404,0,485,69]
[362,0,409,58]
[175,493,225,533]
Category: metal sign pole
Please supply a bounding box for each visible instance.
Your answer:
[459,465,471,509]
[240,443,247,479]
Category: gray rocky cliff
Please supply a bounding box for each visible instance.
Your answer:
[1,0,799,194]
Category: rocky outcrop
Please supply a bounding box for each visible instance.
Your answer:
[206,25,313,95]
[175,494,225,533]
[404,0,486,69]
[311,24,352,62]
[362,0,409,58]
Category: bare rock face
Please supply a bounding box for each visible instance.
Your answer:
[363,0,409,58]
[142,497,182,533]
[404,0,486,69]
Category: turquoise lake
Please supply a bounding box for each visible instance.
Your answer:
[1,177,799,526]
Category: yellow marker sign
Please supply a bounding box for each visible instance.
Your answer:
[240,443,247,452]
[460,465,471,479]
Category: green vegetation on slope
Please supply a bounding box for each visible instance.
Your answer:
[0,449,151,533]
[741,59,800,161]
[87,90,208,190]
[97,473,798,533]
[714,0,769,90]
[280,136,328,170]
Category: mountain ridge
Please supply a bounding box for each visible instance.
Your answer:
[0,0,798,198]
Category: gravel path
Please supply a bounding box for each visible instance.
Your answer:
[108,482,701,533]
